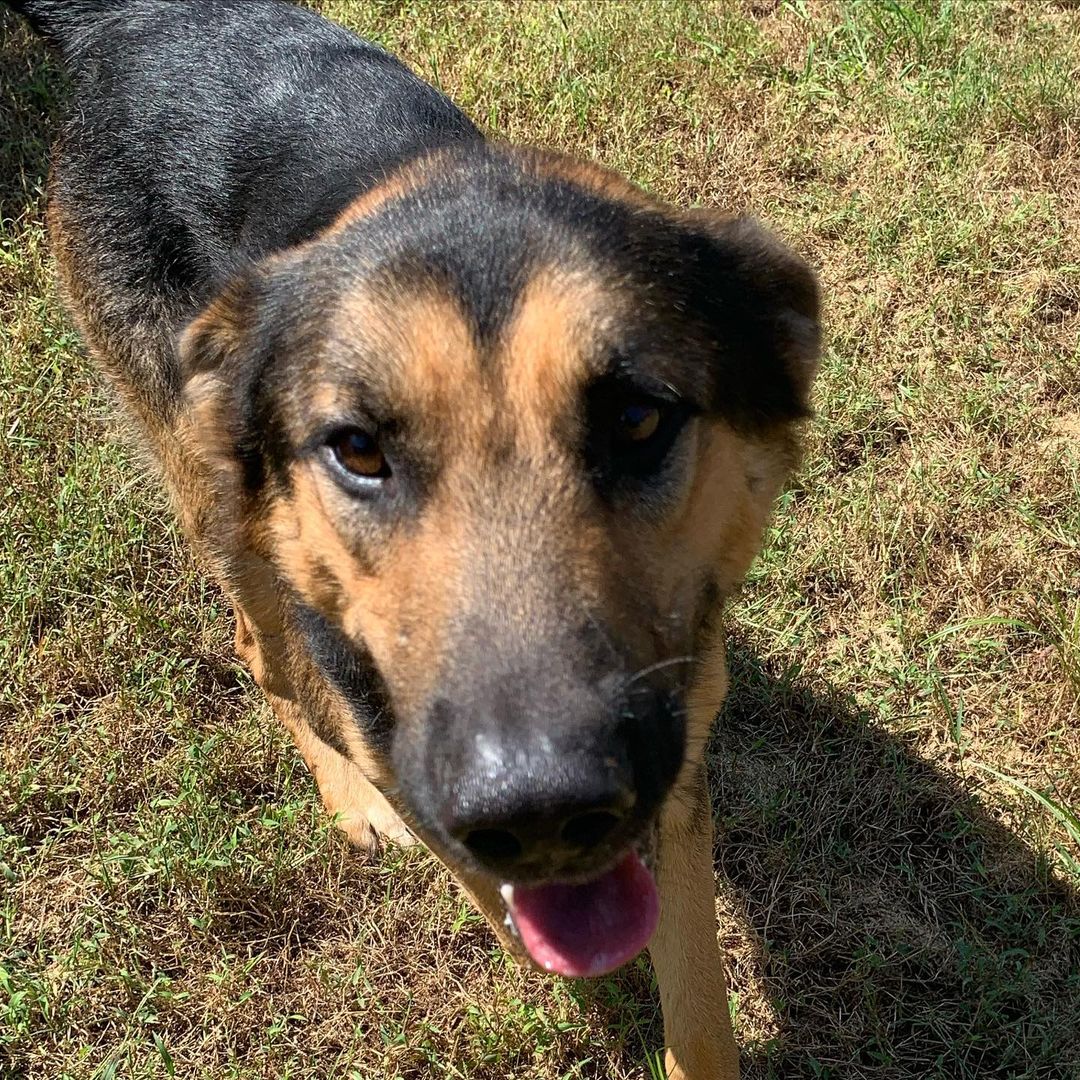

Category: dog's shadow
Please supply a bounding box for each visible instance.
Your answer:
[585,640,1080,1079]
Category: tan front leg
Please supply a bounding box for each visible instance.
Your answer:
[278,692,416,851]
[649,768,739,1080]
[234,607,415,852]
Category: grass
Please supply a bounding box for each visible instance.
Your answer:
[2,1,1079,1077]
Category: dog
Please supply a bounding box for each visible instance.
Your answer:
[7,2,820,1075]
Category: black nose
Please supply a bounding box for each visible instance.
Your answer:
[443,760,637,875]
[400,642,687,881]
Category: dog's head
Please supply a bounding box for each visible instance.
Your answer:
[181,146,819,976]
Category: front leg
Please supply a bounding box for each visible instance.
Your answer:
[234,605,416,852]
[649,767,739,1080]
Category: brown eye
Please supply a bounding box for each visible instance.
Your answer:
[617,402,662,443]
[585,378,689,489]
[329,428,389,480]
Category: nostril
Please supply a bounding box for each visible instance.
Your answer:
[464,828,523,864]
[561,810,622,851]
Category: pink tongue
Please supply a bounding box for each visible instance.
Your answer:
[509,851,659,978]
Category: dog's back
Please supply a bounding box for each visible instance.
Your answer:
[27,0,479,265]
[16,0,481,417]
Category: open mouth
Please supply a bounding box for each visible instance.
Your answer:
[499,848,659,978]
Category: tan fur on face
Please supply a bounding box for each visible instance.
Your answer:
[270,462,464,723]
[320,285,492,445]
[268,278,607,733]
[258,262,794,793]
[266,290,481,730]
[501,267,613,447]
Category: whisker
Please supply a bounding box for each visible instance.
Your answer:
[624,676,692,699]
[621,654,696,692]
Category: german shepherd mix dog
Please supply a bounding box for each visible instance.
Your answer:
[8,0,820,1074]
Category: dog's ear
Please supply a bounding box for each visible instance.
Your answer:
[179,273,261,383]
[176,277,293,673]
[177,273,271,486]
[679,211,821,424]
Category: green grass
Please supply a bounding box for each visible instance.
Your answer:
[2,1,1079,1077]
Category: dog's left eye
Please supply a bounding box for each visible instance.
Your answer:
[586,385,689,489]
[325,428,390,485]
[615,402,662,444]
[608,397,684,470]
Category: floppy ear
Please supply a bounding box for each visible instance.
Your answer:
[176,277,294,689]
[179,273,261,391]
[177,274,271,489]
[681,211,822,422]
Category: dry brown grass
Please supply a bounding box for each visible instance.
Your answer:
[2,2,1078,1078]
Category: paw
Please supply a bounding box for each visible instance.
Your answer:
[336,803,418,853]
[366,798,419,849]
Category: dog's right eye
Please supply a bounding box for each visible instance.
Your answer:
[325,428,391,485]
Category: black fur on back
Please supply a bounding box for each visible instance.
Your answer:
[4,1,129,43]
[14,0,482,304]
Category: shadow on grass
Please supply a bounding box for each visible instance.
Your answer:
[686,640,1080,1080]
[581,642,1079,1078]
[0,13,59,218]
